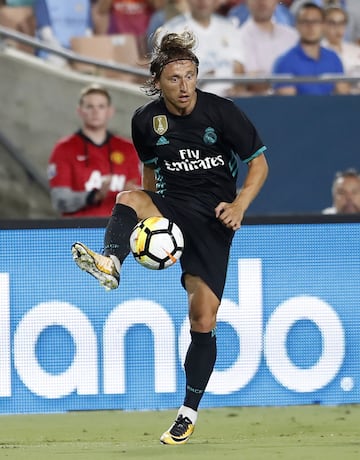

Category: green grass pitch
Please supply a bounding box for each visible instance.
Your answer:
[1,405,359,459]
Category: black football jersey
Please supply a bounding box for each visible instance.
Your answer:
[131,89,266,214]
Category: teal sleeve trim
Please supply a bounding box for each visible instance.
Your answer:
[243,146,267,164]
[143,158,158,166]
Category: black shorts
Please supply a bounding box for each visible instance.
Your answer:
[144,192,234,301]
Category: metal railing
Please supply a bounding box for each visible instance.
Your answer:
[1,25,360,85]
[0,25,149,78]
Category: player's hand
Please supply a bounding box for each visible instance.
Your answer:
[215,201,244,231]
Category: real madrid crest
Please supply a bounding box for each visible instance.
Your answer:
[153,115,168,135]
[203,127,217,145]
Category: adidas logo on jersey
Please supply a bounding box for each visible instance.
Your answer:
[156,136,169,146]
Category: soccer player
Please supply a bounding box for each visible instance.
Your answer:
[72,31,269,444]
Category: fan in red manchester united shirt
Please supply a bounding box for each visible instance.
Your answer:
[48,83,141,217]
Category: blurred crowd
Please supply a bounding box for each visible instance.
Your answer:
[1,0,360,94]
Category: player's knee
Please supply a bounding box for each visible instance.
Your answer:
[116,190,156,218]
[116,190,144,208]
[189,312,217,333]
[116,190,132,204]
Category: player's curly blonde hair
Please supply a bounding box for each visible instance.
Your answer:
[142,30,199,96]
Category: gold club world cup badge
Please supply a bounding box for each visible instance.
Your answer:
[153,115,168,135]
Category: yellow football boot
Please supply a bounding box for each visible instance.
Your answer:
[160,415,195,445]
[71,242,119,290]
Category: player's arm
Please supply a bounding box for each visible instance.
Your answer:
[235,153,269,212]
[142,164,157,192]
[215,153,268,231]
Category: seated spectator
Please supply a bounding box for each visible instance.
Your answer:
[95,0,165,58]
[273,2,350,95]
[155,0,246,97]
[34,0,93,67]
[322,168,360,214]
[323,5,360,93]
[228,0,295,27]
[48,84,141,218]
[146,0,188,49]
[234,0,298,95]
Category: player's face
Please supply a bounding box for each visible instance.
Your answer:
[296,7,324,45]
[157,60,198,116]
[333,176,360,214]
[77,93,114,130]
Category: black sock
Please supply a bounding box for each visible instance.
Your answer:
[103,204,138,264]
[183,329,217,411]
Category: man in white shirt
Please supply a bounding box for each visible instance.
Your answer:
[236,0,298,94]
[156,0,246,96]
[322,4,360,87]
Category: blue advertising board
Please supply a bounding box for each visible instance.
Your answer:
[0,216,359,414]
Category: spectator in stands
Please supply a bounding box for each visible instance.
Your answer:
[146,0,188,48]
[234,0,298,95]
[95,0,165,57]
[228,0,295,27]
[323,5,360,93]
[48,84,141,218]
[34,0,93,67]
[155,0,246,97]
[273,2,350,95]
[322,168,360,214]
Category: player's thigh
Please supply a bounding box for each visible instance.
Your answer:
[184,274,220,332]
[116,190,162,220]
